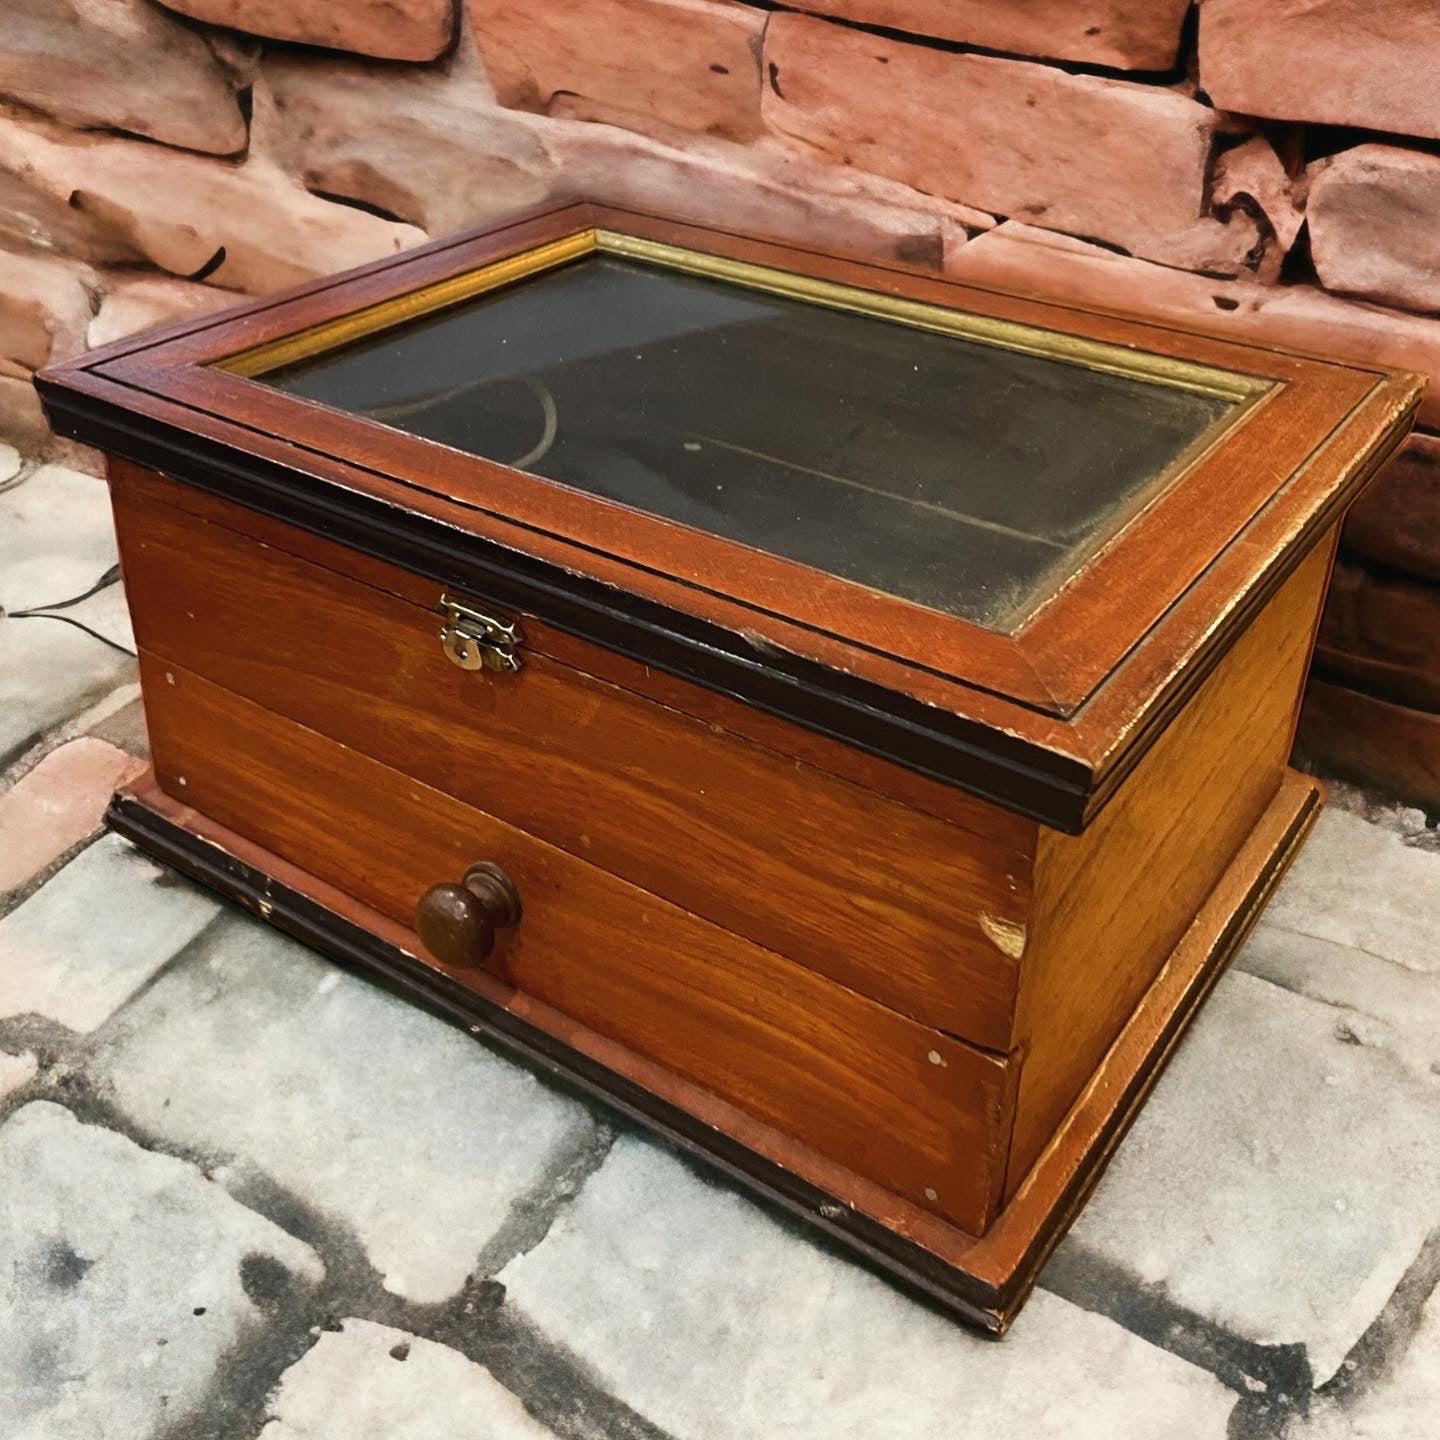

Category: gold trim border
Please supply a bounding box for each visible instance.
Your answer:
[598,231,1264,402]
[222,226,1268,406]
[221,231,599,378]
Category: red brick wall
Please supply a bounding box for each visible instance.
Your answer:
[3,0,1437,805]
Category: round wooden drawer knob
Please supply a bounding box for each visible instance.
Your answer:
[416,861,522,968]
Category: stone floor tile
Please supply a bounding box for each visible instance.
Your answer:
[84,693,149,760]
[0,613,135,766]
[1237,924,1440,1081]
[0,831,219,1031]
[499,1135,1236,1440]
[90,917,602,1305]
[1263,808,1440,972]
[0,737,146,895]
[258,1319,555,1440]
[1,681,143,791]
[1284,1280,1440,1439]
[0,1047,38,1099]
[0,463,116,615]
[1056,970,1440,1387]
[0,1101,323,1440]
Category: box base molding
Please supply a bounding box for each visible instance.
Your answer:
[106,767,1321,1334]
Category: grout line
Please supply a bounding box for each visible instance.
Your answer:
[0,678,142,790]
[0,902,673,1440]
[469,1121,619,1281]
[0,829,109,923]
[1038,1247,1314,1413]
[1316,1225,1440,1414]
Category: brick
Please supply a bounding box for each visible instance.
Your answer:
[543,124,994,266]
[1213,134,1303,280]
[264,52,555,237]
[1342,429,1440,581]
[773,0,1193,70]
[0,832,220,1031]
[0,611,135,768]
[89,917,603,1304]
[1260,808,1440,974]
[1199,0,1440,142]
[0,0,248,157]
[0,367,52,452]
[0,106,425,297]
[88,273,236,351]
[1281,1276,1440,1438]
[0,738,145,896]
[1297,680,1440,815]
[1344,433,1440,584]
[0,1050,38,1100]
[0,1101,323,1440]
[0,462,115,616]
[0,248,97,372]
[265,49,986,271]
[261,1319,555,1440]
[1309,146,1440,316]
[762,12,1258,273]
[501,1136,1235,1438]
[1316,560,1440,714]
[154,0,454,63]
[470,0,765,142]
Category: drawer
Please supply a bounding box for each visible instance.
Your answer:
[139,652,1015,1233]
[112,467,1033,1049]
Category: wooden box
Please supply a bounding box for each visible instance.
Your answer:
[38,205,1422,1332]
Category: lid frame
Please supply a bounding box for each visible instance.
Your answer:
[38,201,1423,830]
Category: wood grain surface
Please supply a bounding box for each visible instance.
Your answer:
[113,473,1035,1047]
[138,651,1016,1232]
[1004,536,1337,1192]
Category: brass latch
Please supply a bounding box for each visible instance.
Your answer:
[438,593,523,673]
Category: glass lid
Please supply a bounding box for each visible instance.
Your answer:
[251,251,1250,631]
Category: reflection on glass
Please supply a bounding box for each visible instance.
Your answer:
[260,257,1239,630]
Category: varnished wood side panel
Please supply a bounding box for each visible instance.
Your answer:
[139,652,1015,1232]
[112,476,1033,1047]
[1004,537,1338,1194]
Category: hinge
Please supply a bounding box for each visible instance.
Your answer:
[438,593,523,673]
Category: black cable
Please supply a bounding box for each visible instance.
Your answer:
[6,609,136,657]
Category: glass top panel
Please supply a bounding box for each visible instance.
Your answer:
[257,256,1242,631]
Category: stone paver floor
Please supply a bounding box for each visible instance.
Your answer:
[2,451,1439,1439]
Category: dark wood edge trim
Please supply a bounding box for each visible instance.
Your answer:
[105,789,1011,1333]
[105,769,1320,1334]
[46,376,1094,830]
